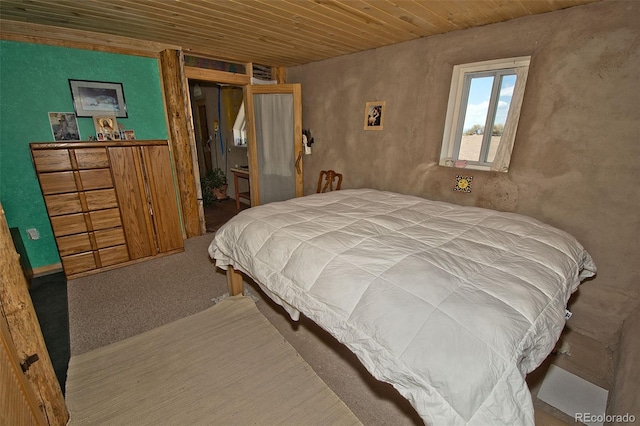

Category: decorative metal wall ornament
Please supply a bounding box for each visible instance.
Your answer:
[454,175,473,193]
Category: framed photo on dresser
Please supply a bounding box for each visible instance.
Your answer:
[49,112,81,141]
[93,115,118,140]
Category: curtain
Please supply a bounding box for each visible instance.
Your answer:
[254,93,296,203]
[491,66,529,172]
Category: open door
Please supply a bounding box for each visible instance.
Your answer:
[1,203,68,425]
[1,308,48,425]
[245,84,303,206]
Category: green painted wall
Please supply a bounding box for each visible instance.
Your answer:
[0,40,169,270]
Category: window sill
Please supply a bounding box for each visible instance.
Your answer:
[439,162,492,172]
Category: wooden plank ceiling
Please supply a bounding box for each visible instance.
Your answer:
[0,0,598,67]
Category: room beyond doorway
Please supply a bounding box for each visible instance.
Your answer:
[204,198,249,234]
[189,80,249,232]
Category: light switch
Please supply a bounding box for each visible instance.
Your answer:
[26,228,40,240]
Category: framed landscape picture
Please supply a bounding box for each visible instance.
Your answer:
[69,79,128,117]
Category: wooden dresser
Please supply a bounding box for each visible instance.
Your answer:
[30,140,184,279]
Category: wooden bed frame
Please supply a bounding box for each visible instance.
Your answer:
[227,266,244,296]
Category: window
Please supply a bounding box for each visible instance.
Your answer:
[233,101,247,146]
[440,57,530,172]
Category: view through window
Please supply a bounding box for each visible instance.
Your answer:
[440,57,530,172]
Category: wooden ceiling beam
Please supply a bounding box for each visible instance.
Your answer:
[0,20,178,57]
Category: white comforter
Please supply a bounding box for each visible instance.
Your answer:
[209,189,596,425]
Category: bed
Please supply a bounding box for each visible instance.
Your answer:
[208,188,596,425]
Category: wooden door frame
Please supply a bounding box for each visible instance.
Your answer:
[182,64,287,229]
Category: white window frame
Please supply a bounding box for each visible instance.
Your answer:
[440,56,530,172]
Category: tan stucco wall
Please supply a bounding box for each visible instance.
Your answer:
[607,306,640,420]
[288,0,639,388]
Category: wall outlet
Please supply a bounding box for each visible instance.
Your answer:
[26,228,40,240]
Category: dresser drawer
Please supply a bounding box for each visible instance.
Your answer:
[94,227,126,248]
[85,188,118,210]
[79,169,113,190]
[75,148,109,169]
[99,245,130,267]
[45,192,82,216]
[61,252,96,275]
[89,208,122,230]
[57,233,92,256]
[39,171,77,194]
[50,213,87,237]
[32,149,72,172]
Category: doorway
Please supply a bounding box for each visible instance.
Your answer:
[188,80,250,232]
[183,64,302,234]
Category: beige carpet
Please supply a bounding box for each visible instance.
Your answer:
[65,296,362,425]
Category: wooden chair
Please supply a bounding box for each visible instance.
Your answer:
[317,170,343,193]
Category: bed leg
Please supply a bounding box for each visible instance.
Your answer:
[226,265,244,296]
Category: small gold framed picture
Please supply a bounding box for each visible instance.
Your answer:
[364,101,385,130]
[93,115,118,140]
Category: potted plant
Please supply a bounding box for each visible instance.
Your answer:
[201,168,228,205]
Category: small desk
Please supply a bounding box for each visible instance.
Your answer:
[230,167,250,210]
